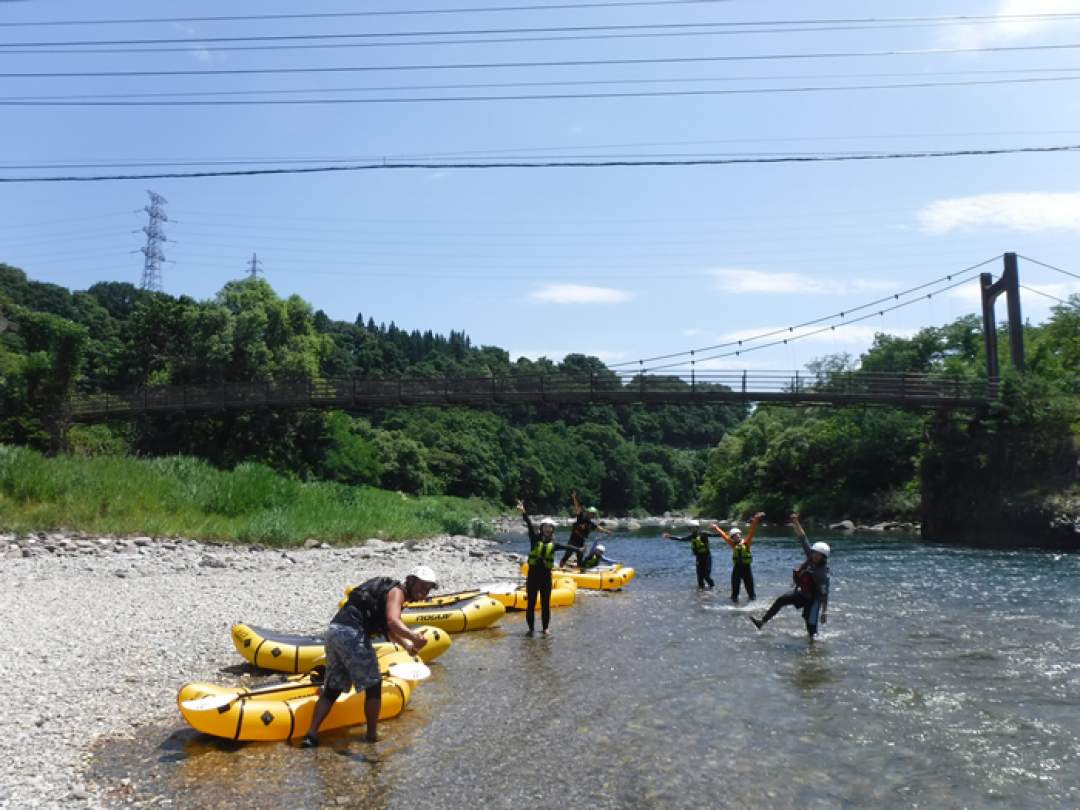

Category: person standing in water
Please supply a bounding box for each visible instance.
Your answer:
[517,499,576,636]
[750,514,830,638]
[711,512,765,603]
[559,489,611,567]
[300,566,436,747]
[662,519,717,589]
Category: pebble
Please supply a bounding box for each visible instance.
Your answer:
[0,531,517,808]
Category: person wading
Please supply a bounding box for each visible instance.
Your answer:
[663,520,718,589]
[517,499,576,636]
[750,514,831,638]
[711,512,765,603]
[559,489,611,567]
[300,566,436,747]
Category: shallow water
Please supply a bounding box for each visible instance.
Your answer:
[89,533,1080,809]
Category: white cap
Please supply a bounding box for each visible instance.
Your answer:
[811,542,831,557]
[409,565,438,586]
[539,517,557,527]
[687,519,701,528]
[729,526,743,537]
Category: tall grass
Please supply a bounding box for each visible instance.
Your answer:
[0,445,495,546]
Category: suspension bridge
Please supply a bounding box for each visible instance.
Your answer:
[64,253,1076,422]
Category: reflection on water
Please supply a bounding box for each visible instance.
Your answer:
[88,534,1080,809]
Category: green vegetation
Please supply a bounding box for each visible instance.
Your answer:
[0,263,743,516]
[701,307,1080,533]
[0,444,495,545]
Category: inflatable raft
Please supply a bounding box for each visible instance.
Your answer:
[178,647,417,742]
[519,562,636,590]
[339,588,506,633]
[486,576,578,610]
[230,622,452,675]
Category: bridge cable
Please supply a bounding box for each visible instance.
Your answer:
[609,254,1002,368]
[1018,254,1080,282]
[641,275,980,372]
[1018,284,1076,307]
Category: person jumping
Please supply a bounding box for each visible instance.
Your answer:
[750,514,830,638]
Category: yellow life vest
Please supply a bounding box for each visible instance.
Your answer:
[528,541,555,570]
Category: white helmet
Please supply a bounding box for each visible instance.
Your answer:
[539,517,557,528]
[596,544,606,553]
[729,526,743,537]
[409,565,438,586]
[687,519,701,528]
[811,542,831,557]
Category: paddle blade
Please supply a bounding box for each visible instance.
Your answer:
[388,662,431,681]
[180,694,234,712]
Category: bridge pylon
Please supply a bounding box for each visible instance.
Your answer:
[980,252,1024,380]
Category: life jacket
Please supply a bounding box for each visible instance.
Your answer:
[581,553,601,569]
[794,563,816,595]
[732,543,752,565]
[334,576,402,635]
[690,533,709,555]
[528,540,556,570]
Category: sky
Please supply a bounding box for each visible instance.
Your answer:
[1,0,1079,376]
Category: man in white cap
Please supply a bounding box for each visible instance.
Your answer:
[300,565,436,747]
[750,514,831,638]
[662,519,719,589]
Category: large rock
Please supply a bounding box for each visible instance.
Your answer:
[829,520,856,532]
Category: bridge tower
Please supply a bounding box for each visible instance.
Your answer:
[980,252,1024,379]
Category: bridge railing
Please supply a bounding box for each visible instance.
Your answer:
[65,369,994,420]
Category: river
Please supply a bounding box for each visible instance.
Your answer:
[89,531,1080,808]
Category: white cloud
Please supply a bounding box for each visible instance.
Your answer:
[681,328,704,337]
[944,279,1080,308]
[939,0,1078,48]
[529,283,634,304]
[510,349,627,363]
[718,324,919,346]
[709,268,894,295]
[919,192,1080,234]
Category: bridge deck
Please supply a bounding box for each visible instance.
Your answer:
[65,372,995,421]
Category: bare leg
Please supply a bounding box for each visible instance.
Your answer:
[364,685,381,742]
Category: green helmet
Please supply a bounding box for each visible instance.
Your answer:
[586,506,599,516]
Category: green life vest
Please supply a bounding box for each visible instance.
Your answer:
[582,554,600,569]
[732,543,752,565]
[690,534,709,555]
[528,540,555,570]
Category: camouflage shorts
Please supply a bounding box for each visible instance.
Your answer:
[323,623,381,694]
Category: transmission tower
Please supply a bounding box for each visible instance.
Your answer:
[139,190,168,292]
[247,252,263,279]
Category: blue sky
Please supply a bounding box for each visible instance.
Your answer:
[1,0,1079,374]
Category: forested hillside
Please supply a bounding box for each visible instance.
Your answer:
[0,264,745,514]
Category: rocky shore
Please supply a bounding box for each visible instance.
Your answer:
[0,533,521,809]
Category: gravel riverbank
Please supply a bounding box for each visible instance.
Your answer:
[0,533,521,809]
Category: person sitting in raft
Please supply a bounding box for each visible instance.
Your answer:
[300,566,436,748]
[662,519,718,589]
[580,540,620,569]
[711,512,765,603]
[559,489,612,567]
[750,514,830,638]
[517,499,577,636]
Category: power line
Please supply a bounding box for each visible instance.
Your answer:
[8,67,1080,106]
[0,1,740,28]
[1,145,1078,183]
[6,14,1080,54]
[6,75,1080,107]
[610,255,1001,368]
[7,42,1080,80]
